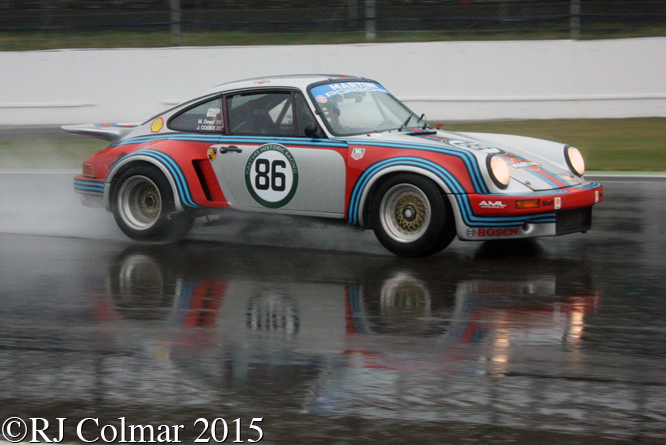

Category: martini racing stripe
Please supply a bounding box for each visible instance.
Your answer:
[110,134,221,147]
[112,134,484,191]
[349,139,489,194]
[111,134,348,149]
[348,157,556,228]
[408,131,573,190]
[114,149,200,209]
[525,168,566,189]
[74,178,105,195]
[346,283,368,334]
[94,123,138,128]
[501,152,572,189]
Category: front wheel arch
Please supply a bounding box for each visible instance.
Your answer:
[369,172,456,257]
[362,170,456,229]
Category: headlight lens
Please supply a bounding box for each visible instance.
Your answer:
[565,145,585,176]
[487,155,511,189]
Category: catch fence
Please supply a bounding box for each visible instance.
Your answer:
[1,1,666,49]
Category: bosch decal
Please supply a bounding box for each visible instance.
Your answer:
[478,228,519,237]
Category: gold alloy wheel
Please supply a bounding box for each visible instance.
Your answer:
[379,184,432,243]
[118,175,163,231]
[393,193,428,233]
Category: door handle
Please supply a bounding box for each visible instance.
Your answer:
[210,144,242,154]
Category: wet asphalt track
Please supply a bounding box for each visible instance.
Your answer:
[1,173,666,444]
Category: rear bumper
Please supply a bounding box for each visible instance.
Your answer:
[74,175,105,196]
[455,182,603,241]
[74,175,105,208]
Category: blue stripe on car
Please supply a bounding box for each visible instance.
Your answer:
[113,149,200,209]
[111,133,348,149]
[348,157,556,228]
[74,179,105,195]
[110,134,486,192]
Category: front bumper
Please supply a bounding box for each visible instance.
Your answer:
[455,182,603,241]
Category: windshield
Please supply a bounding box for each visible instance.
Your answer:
[309,82,419,136]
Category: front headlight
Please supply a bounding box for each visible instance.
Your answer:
[565,145,585,177]
[487,154,510,189]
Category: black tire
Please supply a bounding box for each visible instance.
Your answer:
[371,173,456,257]
[109,247,179,321]
[111,164,194,241]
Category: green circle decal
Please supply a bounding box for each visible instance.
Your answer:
[245,144,299,209]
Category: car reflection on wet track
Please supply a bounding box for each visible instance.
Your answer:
[2,177,666,444]
[80,241,616,429]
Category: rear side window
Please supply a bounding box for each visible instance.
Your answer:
[227,92,295,136]
[168,97,223,133]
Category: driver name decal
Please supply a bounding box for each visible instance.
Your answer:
[245,144,298,209]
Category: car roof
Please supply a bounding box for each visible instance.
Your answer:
[205,74,375,95]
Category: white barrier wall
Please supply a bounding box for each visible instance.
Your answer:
[1,37,665,125]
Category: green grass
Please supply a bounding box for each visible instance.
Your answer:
[2,24,666,51]
[1,118,665,171]
[0,138,104,170]
[439,118,666,172]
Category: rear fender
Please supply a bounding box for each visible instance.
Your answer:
[105,155,184,212]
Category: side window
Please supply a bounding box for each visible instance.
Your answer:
[227,92,295,136]
[168,97,223,133]
[294,93,317,136]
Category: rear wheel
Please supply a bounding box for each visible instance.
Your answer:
[111,165,194,241]
[371,174,455,257]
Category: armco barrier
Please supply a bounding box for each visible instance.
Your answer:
[0,37,665,125]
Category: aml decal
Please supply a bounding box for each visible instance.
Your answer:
[479,200,507,209]
[245,144,298,209]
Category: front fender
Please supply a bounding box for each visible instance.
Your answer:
[352,165,456,228]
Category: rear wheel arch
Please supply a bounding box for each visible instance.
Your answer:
[108,162,194,242]
[106,158,184,212]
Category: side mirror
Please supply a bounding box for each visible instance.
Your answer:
[304,122,322,138]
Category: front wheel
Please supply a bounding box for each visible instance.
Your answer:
[371,174,455,257]
[111,165,194,241]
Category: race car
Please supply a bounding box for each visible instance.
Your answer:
[65,74,603,257]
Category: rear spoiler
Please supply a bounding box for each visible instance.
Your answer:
[61,123,140,143]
